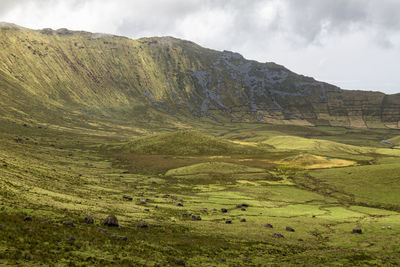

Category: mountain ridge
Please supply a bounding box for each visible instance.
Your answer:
[0,23,399,129]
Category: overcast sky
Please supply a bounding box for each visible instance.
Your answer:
[1,0,400,94]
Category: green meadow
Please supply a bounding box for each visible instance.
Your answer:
[0,117,399,266]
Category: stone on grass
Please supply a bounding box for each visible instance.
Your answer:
[240,218,246,222]
[84,216,94,224]
[111,235,128,241]
[175,202,184,207]
[192,215,201,221]
[104,215,119,227]
[138,222,148,228]
[352,228,362,234]
[64,221,75,227]
[123,195,133,201]
[221,208,228,213]
[286,226,295,232]
[272,233,284,238]
[175,258,185,266]
[225,220,232,224]
[24,216,32,222]
[264,223,273,228]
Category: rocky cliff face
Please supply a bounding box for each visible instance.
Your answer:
[0,23,399,128]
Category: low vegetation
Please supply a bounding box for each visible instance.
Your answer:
[1,118,400,266]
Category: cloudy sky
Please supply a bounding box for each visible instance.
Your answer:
[1,0,400,94]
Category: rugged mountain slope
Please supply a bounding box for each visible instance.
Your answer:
[0,23,399,128]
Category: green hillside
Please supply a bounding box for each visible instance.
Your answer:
[1,23,399,129]
[120,130,266,155]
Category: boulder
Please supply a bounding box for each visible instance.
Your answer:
[264,223,273,228]
[84,216,94,224]
[123,195,133,201]
[64,221,75,227]
[272,233,284,238]
[104,215,119,227]
[352,228,362,234]
[286,226,295,232]
[111,235,128,241]
[138,222,148,228]
[192,215,202,221]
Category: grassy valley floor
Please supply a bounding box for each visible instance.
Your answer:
[0,119,400,266]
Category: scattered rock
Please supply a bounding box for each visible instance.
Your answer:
[241,208,246,211]
[388,226,392,230]
[192,215,201,221]
[64,221,75,227]
[24,216,32,222]
[225,220,232,224]
[97,227,110,234]
[240,203,249,208]
[144,208,150,212]
[175,258,185,266]
[138,222,148,228]
[352,228,362,234]
[175,202,184,207]
[240,218,246,222]
[84,216,94,224]
[171,195,178,200]
[103,215,119,227]
[66,237,75,242]
[221,208,228,213]
[111,235,128,241]
[122,171,129,174]
[312,215,316,218]
[140,200,147,205]
[264,223,273,228]
[382,226,386,230]
[286,226,295,232]
[272,233,284,238]
[123,195,133,201]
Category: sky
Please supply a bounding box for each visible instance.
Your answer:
[1,0,400,94]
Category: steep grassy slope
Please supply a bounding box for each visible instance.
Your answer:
[0,23,399,129]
